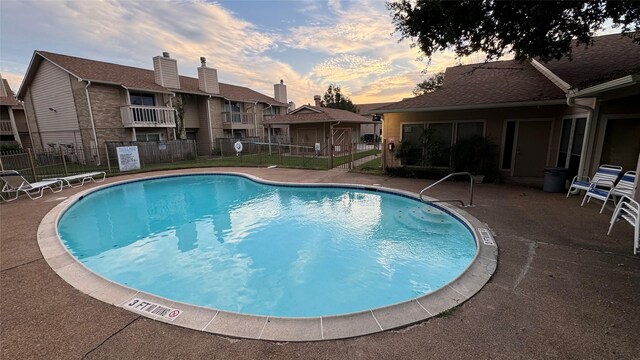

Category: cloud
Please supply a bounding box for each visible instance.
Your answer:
[311,55,392,83]
[351,74,418,103]
[0,0,466,105]
[0,72,24,93]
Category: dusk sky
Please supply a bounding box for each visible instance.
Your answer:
[0,1,616,106]
[0,0,485,106]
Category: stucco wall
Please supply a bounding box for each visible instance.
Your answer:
[382,105,567,178]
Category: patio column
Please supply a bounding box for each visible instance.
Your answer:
[7,107,22,147]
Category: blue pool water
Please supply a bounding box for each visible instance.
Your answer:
[58,175,476,317]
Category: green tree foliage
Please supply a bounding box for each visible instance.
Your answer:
[387,0,640,62]
[321,84,358,113]
[413,71,445,96]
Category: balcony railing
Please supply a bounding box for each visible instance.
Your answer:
[222,112,255,124]
[263,114,277,122]
[121,105,176,128]
[0,121,13,135]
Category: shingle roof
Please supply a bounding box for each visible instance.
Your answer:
[355,102,395,115]
[33,51,287,106]
[0,79,21,107]
[264,106,372,125]
[380,60,566,112]
[541,33,640,90]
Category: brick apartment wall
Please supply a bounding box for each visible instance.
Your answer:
[71,81,132,163]
[210,98,225,141]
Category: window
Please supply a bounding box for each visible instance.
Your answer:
[224,102,242,123]
[456,122,484,142]
[429,123,453,167]
[401,124,424,165]
[136,133,161,141]
[129,92,156,106]
[502,121,517,169]
[401,121,484,167]
[557,117,586,181]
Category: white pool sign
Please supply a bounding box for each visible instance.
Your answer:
[124,297,183,321]
[234,141,243,156]
[116,146,141,172]
[478,228,496,246]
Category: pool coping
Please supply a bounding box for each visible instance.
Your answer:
[37,171,498,342]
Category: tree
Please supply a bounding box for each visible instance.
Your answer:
[413,71,444,96]
[387,0,640,62]
[321,84,358,113]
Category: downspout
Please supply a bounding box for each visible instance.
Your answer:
[566,95,594,194]
[84,80,101,165]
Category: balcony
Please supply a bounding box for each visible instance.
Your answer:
[222,112,258,125]
[121,105,176,128]
[0,120,13,135]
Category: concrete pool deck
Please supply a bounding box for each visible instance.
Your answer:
[1,167,639,358]
[37,172,497,341]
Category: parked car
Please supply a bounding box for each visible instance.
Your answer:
[360,134,380,144]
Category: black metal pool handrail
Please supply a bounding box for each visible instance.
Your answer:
[419,172,474,207]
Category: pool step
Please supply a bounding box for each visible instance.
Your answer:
[394,210,450,234]
[407,207,453,226]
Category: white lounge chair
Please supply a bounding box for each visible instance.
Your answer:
[0,170,63,201]
[608,196,639,255]
[581,171,636,213]
[44,171,106,188]
[567,164,622,197]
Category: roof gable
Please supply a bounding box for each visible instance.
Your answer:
[265,106,371,125]
[0,79,20,107]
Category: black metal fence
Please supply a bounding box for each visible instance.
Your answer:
[0,139,381,184]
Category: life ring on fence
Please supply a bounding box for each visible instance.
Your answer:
[234,141,243,153]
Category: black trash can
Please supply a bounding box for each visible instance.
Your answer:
[543,167,567,193]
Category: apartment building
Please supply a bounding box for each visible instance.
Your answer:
[0,74,31,149]
[17,51,289,163]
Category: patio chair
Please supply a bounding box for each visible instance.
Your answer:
[0,170,64,202]
[608,196,639,255]
[581,171,636,213]
[44,171,106,188]
[567,164,622,197]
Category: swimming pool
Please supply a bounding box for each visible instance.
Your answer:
[42,172,497,340]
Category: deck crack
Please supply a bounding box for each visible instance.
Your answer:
[513,241,537,292]
[0,258,42,273]
[81,315,140,359]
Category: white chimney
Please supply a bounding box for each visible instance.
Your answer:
[274,79,287,103]
[314,95,321,107]
[0,73,7,97]
[153,52,180,89]
[197,56,219,94]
